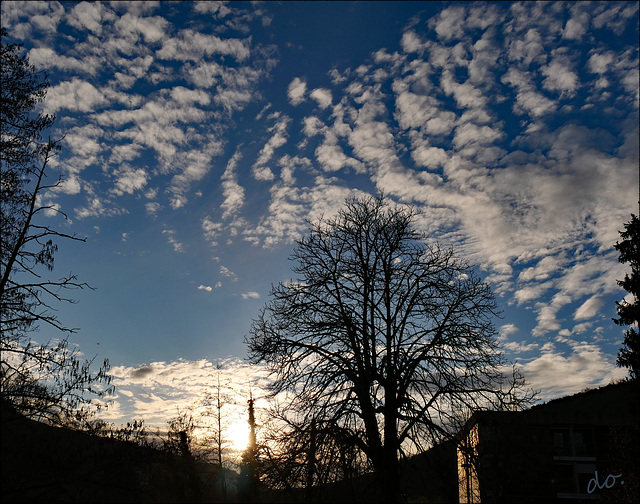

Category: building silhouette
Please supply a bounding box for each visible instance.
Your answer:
[457,380,639,503]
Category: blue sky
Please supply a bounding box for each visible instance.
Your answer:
[2,1,638,434]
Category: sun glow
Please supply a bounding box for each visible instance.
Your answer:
[227,419,250,452]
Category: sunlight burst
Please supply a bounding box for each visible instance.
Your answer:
[227,419,250,452]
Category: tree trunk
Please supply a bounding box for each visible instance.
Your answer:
[383,448,401,503]
[381,409,401,502]
[371,443,400,504]
[383,348,401,503]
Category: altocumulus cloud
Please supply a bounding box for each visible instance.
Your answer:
[11,1,276,221]
[3,1,637,421]
[100,358,271,430]
[520,340,628,401]
[287,77,307,106]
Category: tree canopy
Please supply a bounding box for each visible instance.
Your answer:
[0,27,111,425]
[614,213,640,379]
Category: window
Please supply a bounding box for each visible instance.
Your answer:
[553,429,571,456]
[552,427,597,497]
[572,429,595,457]
[553,427,595,459]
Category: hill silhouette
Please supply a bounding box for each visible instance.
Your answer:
[1,400,230,503]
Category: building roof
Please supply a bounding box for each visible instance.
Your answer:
[458,379,639,437]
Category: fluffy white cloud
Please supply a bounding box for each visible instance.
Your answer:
[101,358,271,429]
[588,51,615,74]
[394,87,447,131]
[309,88,332,109]
[440,71,488,110]
[1,1,65,37]
[411,145,448,169]
[110,1,161,16]
[314,127,365,173]
[244,177,359,248]
[62,124,104,159]
[562,9,590,40]
[74,196,116,219]
[429,3,502,43]
[67,1,113,35]
[452,122,503,149]
[287,77,307,106]
[503,340,539,353]
[518,255,566,282]
[499,323,519,339]
[542,57,580,96]
[170,86,211,105]
[501,68,557,117]
[112,165,148,196]
[185,61,223,88]
[429,5,467,41]
[44,78,108,114]
[514,282,553,306]
[28,47,101,75]
[193,2,231,17]
[401,30,428,54]
[574,296,605,321]
[170,142,222,201]
[114,13,169,45]
[521,342,627,401]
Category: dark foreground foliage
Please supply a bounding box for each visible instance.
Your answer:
[1,400,231,503]
[1,398,459,503]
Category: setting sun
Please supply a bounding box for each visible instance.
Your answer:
[227,419,250,452]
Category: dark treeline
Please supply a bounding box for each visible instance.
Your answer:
[1,398,243,503]
[1,396,458,503]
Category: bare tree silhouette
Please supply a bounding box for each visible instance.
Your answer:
[247,194,534,502]
[200,364,235,500]
[1,27,111,426]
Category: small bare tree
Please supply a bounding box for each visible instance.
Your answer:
[259,403,371,502]
[200,365,235,500]
[247,195,533,502]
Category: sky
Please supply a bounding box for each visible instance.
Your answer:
[2,1,638,442]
